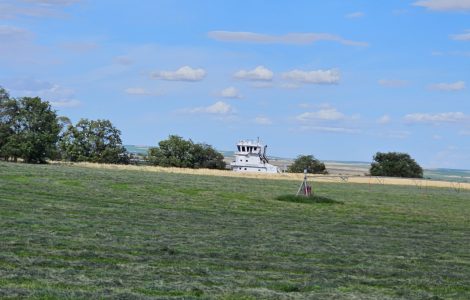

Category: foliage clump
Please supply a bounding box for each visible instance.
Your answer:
[59,119,129,164]
[148,135,226,169]
[288,155,327,174]
[0,88,61,163]
[370,152,423,178]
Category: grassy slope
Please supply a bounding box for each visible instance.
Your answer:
[0,162,469,299]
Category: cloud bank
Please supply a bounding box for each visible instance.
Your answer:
[220,87,241,98]
[404,112,468,124]
[208,31,368,47]
[234,66,273,81]
[188,101,234,115]
[430,81,465,91]
[283,69,340,84]
[151,66,206,81]
[413,0,470,12]
[450,30,470,41]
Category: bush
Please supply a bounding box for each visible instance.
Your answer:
[288,155,327,174]
[370,152,423,178]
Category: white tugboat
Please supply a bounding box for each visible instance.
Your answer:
[230,139,279,173]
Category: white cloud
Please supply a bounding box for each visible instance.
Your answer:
[413,0,470,11]
[404,112,469,124]
[0,25,33,41]
[298,103,332,109]
[220,87,241,98]
[283,69,340,84]
[3,77,80,108]
[124,87,160,96]
[296,108,345,122]
[0,25,49,64]
[254,116,272,125]
[3,77,53,91]
[429,81,465,91]
[0,0,81,19]
[299,126,360,134]
[450,30,470,41]
[188,101,234,115]
[346,12,365,18]
[431,50,470,57]
[151,66,206,81]
[22,0,81,5]
[377,115,392,124]
[234,66,273,81]
[208,31,368,47]
[49,99,80,108]
[378,79,409,88]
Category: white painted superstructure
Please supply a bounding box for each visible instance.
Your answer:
[230,139,279,173]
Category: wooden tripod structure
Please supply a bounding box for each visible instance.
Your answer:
[296,170,312,196]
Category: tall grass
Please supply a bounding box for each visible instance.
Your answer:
[1,161,470,299]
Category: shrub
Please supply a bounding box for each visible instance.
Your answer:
[288,155,327,174]
[370,152,423,178]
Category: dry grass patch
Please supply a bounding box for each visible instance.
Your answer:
[53,161,470,190]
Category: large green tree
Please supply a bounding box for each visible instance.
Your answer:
[370,152,423,178]
[59,119,129,164]
[0,88,15,159]
[0,92,60,163]
[148,135,226,169]
[288,155,327,174]
[191,143,226,170]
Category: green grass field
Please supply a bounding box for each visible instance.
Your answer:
[1,162,470,299]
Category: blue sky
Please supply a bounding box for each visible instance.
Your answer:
[1,0,470,168]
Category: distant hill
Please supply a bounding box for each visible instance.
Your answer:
[125,145,150,155]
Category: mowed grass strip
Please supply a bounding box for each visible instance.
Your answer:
[0,161,469,299]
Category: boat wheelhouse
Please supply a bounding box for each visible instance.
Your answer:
[230,139,279,173]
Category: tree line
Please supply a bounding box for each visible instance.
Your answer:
[288,152,423,178]
[1,86,423,177]
[0,87,226,169]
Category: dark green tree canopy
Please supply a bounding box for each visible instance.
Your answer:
[288,155,327,174]
[59,118,129,164]
[0,88,15,155]
[0,91,60,163]
[148,135,226,170]
[370,152,423,178]
[191,143,226,170]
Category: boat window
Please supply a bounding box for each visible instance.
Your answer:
[244,168,247,170]
[237,146,240,151]
[246,160,248,162]
[242,146,245,152]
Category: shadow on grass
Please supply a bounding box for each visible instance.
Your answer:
[275,194,343,205]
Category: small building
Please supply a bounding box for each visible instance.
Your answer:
[230,139,279,173]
